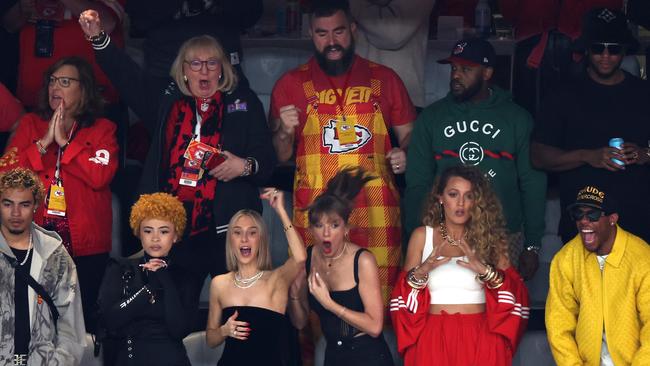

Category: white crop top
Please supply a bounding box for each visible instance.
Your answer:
[421,226,485,304]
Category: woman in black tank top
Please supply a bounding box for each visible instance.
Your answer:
[289,168,394,366]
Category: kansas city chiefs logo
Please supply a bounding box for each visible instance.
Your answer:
[322,119,372,154]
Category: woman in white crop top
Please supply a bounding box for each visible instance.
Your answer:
[390,166,530,366]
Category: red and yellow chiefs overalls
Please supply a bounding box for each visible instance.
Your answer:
[293,60,401,303]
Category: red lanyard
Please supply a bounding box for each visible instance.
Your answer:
[325,70,353,121]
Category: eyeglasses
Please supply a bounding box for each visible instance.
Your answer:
[569,207,604,222]
[184,59,220,72]
[48,76,79,88]
[589,43,623,55]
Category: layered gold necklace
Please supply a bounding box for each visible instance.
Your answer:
[439,222,466,247]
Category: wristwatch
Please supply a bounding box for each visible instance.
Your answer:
[240,157,258,177]
[525,244,540,255]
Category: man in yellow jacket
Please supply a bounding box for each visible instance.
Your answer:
[546,184,650,365]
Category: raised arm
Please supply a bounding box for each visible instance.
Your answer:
[261,188,306,284]
[79,10,168,129]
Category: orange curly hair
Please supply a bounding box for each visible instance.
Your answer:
[129,192,187,237]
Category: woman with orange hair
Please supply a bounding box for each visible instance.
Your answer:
[97,192,193,366]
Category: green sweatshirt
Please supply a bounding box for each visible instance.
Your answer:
[404,87,546,246]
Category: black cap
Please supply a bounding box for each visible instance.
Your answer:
[437,38,496,68]
[567,185,618,215]
[573,8,639,53]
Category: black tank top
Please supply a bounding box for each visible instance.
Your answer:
[306,246,366,341]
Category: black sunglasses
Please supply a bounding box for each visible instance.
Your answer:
[569,207,604,222]
[589,43,623,55]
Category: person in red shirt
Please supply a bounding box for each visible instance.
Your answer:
[2,0,125,108]
[0,82,23,132]
[0,56,118,333]
[270,0,416,306]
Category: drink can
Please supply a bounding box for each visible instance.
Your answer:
[609,137,624,166]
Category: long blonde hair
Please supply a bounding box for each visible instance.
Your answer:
[422,166,509,267]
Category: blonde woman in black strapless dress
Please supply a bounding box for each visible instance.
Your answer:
[206,188,306,366]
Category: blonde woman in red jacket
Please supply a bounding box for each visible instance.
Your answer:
[0,56,118,332]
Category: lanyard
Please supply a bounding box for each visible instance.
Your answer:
[54,121,77,182]
[194,105,203,142]
[325,71,353,121]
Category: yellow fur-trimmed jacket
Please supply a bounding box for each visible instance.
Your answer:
[546,226,650,366]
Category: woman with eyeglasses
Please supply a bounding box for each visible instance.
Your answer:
[390,165,529,366]
[0,56,118,332]
[78,11,275,319]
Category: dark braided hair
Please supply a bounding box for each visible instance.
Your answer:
[307,167,374,225]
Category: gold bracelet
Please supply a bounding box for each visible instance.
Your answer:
[486,271,505,289]
[284,224,293,232]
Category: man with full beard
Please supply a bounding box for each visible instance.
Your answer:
[531,8,650,244]
[404,38,546,281]
[270,0,415,303]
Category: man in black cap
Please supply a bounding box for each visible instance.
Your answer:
[405,37,547,280]
[531,8,650,243]
[546,184,650,365]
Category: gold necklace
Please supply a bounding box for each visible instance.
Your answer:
[439,222,466,247]
[324,242,347,268]
[233,270,264,289]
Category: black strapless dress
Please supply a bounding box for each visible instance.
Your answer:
[217,306,293,366]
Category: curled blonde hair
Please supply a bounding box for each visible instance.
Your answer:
[0,168,44,204]
[225,210,272,272]
[129,193,187,237]
[170,35,238,96]
[422,166,509,267]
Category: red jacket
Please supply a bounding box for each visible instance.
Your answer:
[390,267,529,365]
[0,113,118,256]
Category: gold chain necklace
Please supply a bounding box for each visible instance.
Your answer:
[439,222,466,247]
[325,242,347,268]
